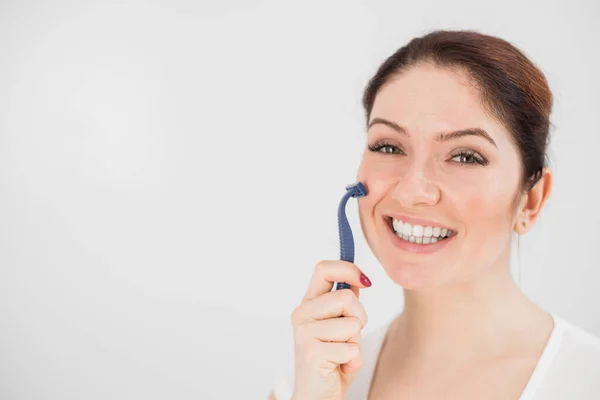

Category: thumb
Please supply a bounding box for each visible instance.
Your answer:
[339,354,364,376]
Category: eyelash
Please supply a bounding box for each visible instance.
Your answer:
[367,140,489,166]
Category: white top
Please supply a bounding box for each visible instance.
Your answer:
[272,312,600,399]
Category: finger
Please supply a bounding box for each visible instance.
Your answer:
[299,317,363,343]
[340,332,363,374]
[302,260,370,303]
[293,289,368,327]
[340,354,364,375]
[312,341,361,367]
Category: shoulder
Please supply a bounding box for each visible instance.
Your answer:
[555,313,600,357]
[538,313,600,396]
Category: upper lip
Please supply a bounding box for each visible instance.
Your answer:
[386,213,457,232]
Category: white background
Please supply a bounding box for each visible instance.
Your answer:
[1,0,599,399]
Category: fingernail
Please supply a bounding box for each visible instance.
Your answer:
[360,273,372,287]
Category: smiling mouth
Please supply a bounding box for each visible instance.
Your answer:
[387,216,457,244]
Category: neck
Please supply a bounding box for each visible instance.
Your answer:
[392,255,549,362]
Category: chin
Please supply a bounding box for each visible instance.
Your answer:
[380,258,444,290]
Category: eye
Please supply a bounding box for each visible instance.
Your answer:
[368,140,405,155]
[450,150,488,166]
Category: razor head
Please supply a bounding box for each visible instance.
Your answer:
[345,181,367,198]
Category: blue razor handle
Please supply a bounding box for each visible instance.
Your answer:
[335,182,368,291]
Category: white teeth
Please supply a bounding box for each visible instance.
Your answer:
[391,218,455,244]
[412,225,424,237]
[424,226,433,237]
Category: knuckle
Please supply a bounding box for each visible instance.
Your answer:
[360,307,368,327]
[290,304,303,325]
[349,316,363,333]
[294,321,312,343]
[314,260,328,276]
[348,342,361,358]
[351,298,367,326]
[338,288,356,306]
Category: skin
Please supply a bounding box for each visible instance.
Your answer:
[269,62,554,400]
[355,62,554,398]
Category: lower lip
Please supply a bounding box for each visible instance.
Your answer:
[385,218,456,254]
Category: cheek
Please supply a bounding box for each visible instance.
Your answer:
[356,156,396,239]
[356,156,400,214]
[356,154,403,193]
[445,175,517,230]
[357,152,519,225]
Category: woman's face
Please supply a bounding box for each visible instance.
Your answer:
[356,63,523,289]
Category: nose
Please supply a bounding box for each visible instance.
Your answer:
[392,161,441,207]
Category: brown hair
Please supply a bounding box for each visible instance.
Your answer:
[362,30,553,193]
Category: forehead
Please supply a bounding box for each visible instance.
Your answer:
[370,64,504,137]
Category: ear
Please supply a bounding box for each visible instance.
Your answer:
[514,168,553,235]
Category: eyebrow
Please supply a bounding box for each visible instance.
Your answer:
[367,117,497,148]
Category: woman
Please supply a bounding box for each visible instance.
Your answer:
[270,30,600,399]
